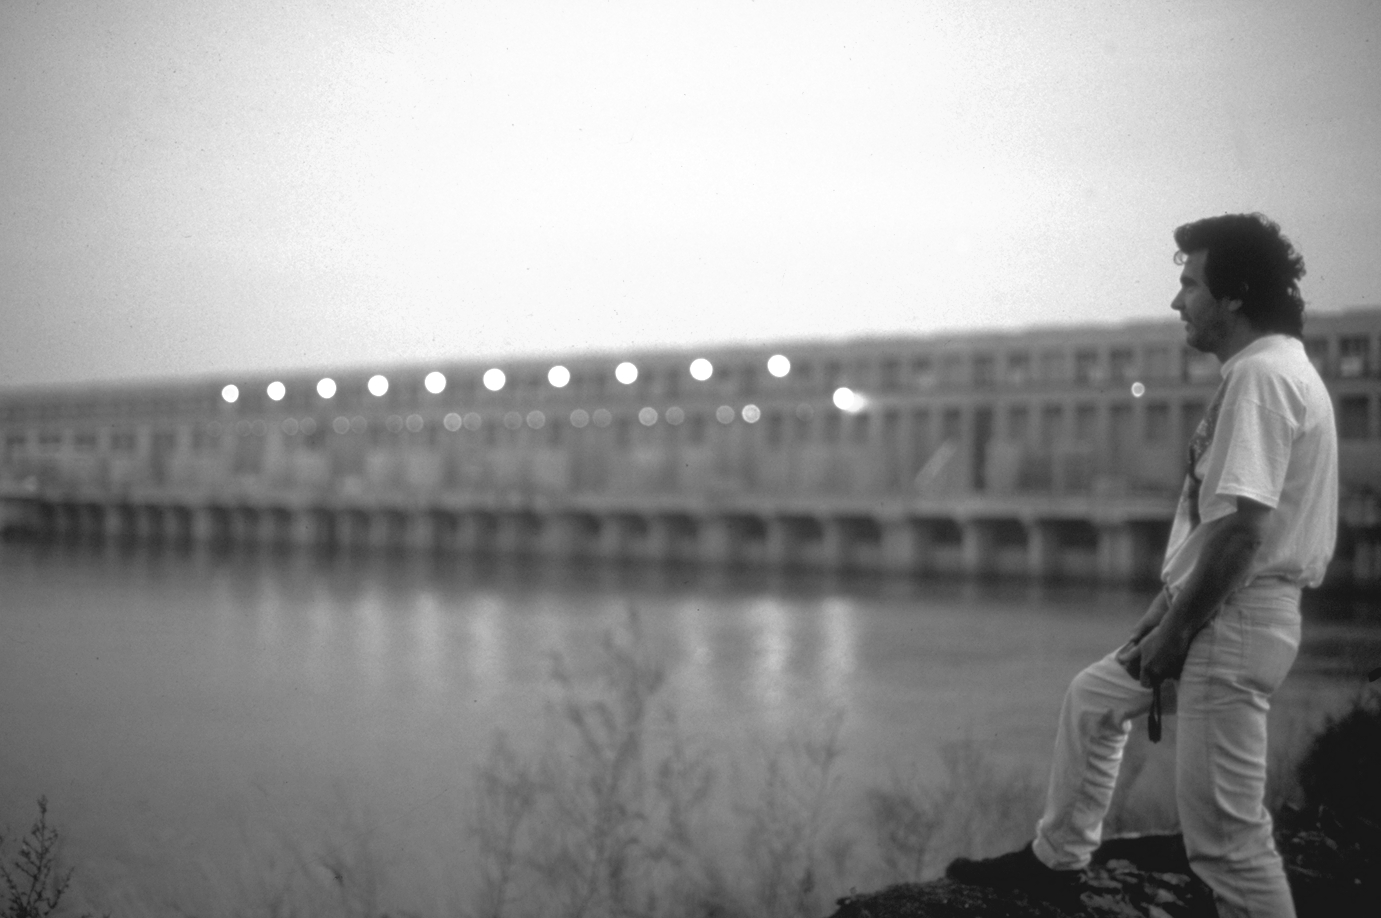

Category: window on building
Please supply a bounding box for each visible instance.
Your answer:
[1143,346,1171,380]
[1007,404,1030,442]
[1074,349,1099,385]
[1109,348,1134,382]
[1005,352,1031,386]
[1039,349,1067,383]
[972,353,996,388]
[911,356,935,389]
[1144,402,1170,443]
[1040,404,1063,446]
[1338,336,1371,378]
[939,353,965,387]
[1074,403,1097,440]
[766,411,784,447]
[909,408,930,462]
[941,407,962,442]
[880,358,900,391]
[1339,395,1371,439]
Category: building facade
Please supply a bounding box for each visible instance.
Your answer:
[3,309,1379,586]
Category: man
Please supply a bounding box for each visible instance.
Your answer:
[947,213,1338,918]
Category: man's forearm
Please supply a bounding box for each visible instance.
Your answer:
[1163,512,1266,638]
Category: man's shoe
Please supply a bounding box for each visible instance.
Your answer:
[945,843,1082,894]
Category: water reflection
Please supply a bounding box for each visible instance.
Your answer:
[1,542,1376,911]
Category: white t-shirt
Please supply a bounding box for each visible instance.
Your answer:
[1161,334,1338,590]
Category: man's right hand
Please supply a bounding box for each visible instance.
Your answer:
[1116,590,1171,682]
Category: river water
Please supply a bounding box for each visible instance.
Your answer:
[1,542,1377,913]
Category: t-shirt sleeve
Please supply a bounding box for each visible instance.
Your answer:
[1199,375,1298,521]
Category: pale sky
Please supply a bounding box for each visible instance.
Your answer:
[2,0,1379,389]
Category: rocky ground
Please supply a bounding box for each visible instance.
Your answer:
[825,820,1376,918]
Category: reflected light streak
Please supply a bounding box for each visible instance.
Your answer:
[819,596,859,708]
[355,588,389,689]
[466,594,506,697]
[411,591,446,696]
[749,597,791,728]
[674,598,714,709]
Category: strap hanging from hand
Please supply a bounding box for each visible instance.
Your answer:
[1148,682,1163,743]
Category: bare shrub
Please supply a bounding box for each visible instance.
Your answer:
[866,739,1042,883]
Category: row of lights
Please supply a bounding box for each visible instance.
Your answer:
[219,355,795,405]
[222,403,826,440]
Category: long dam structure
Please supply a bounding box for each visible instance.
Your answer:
[3,309,1380,587]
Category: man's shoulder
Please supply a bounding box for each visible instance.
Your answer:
[1230,336,1320,388]
[1227,335,1333,426]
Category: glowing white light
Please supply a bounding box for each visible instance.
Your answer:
[424,371,446,394]
[615,362,638,384]
[443,412,462,432]
[767,355,791,378]
[1131,381,1146,398]
[483,369,506,391]
[527,411,545,429]
[742,404,761,423]
[666,406,685,426]
[405,414,424,432]
[267,381,286,401]
[317,378,336,399]
[368,375,389,397]
[570,409,590,428]
[689,358,713,381]
[221,384,239,403]
[638,407,658,426]
[833,387,866,412]
[463,412,482,430]
[716,405,735,424]
[548,365,571,388]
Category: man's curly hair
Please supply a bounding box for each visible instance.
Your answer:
[1173,213,1307,338]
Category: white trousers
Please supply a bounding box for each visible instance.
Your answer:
[1032,580,1301,918]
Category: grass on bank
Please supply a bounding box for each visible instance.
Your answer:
[7,611,1378,917]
